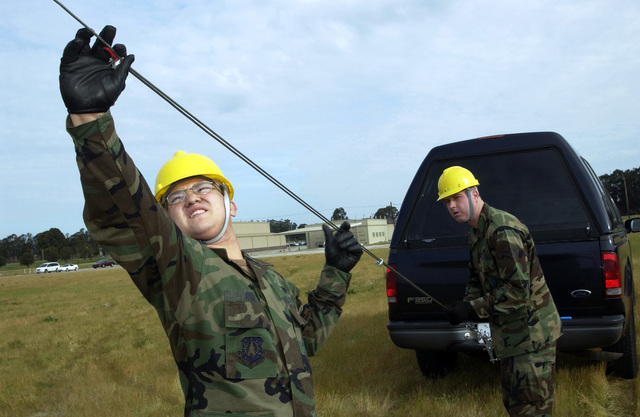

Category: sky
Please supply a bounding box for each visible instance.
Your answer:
[1,0,639,239]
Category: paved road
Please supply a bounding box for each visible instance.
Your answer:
[2,244,390,278]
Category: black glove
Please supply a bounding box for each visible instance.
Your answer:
[323,221,363,273]
[445,301,477,325]
[59,25,135,113]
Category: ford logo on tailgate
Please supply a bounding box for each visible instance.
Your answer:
[571,289,592,298]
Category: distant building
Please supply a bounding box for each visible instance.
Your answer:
[278,218,395,248]
[233,218,394,253]
[234,222,287,253]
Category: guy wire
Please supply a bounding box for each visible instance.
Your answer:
[53,0,449,311]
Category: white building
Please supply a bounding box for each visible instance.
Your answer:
[277,218,395,248]
[234,221,287,253]
[233,218,395,253]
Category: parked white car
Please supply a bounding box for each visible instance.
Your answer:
[58,263,78,272]
[36,262,60,273]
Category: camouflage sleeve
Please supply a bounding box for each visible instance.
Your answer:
[465,256,484,304]
[66,111,190,309]
[469,227,531,318]
[298,264,351,356]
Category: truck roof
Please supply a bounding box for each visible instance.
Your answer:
[397,131,614,238]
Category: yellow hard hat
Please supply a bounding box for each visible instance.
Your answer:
[154,151,234,203]
[436,166,479,201]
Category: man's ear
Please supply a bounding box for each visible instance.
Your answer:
[229,201,237,217]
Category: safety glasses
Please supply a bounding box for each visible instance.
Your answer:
[164,181,222,206]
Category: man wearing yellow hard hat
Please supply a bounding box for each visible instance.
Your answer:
[438,166,562,417]
[59,25,362,416]
[154,151,236,248]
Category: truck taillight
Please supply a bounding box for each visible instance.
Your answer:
[386,263,397,304]
[603,252,622,299]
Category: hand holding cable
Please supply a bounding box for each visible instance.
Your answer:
[323,221,363,273]
[445,301,479,325]
[59,25,134,113]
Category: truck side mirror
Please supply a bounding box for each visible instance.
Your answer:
[624,218,640,233]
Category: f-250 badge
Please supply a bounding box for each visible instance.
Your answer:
[407,296,434,304]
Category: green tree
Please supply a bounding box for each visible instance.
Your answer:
[2,228,100,263]
[331,207,348,221]
[43,246,60,263]
[68,228,99,258]
[20,252,35,268]
[600,167,640,216]
[268,219,298,233]
[60,247,73,262]
[374,204,399,221]
[0,233,36,263]
[35,228,67,253]
[0,254,5,269]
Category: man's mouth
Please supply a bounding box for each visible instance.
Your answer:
[190,209,206,218]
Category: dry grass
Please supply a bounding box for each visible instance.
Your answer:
[0,270,182,416]
[0,244,638,416]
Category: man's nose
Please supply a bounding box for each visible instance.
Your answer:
[184,189,201,205]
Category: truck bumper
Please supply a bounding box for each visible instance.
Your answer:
[556,314,624,350]
[387,321,490,352]
[387,315,625,352]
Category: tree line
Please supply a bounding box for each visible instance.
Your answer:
[0,228,100,269]
[599,167,640,216]
[1,208,398,267]
[329,205,399,222]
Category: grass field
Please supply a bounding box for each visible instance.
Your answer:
[1,239,638,416]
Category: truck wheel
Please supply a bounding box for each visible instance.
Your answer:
[415,350,457,378]
[604,305,638,379]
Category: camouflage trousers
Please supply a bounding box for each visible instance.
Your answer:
[500,342,557,417]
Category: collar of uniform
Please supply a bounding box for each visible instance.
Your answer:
[242,253,273,281]
[207,247,273,281]
[476,203,491,235]
[209,246,230,260]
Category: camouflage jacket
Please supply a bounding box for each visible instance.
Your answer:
[67,111,351,417]
[466,203,562,359]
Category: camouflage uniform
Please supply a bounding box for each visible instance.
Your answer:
[465,204,562,417]
[67,111,351,417]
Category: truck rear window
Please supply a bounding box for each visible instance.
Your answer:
[402,148,591,247]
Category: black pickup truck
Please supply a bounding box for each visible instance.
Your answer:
[386,132,639,379]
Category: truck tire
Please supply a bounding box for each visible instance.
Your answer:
[604,305,638,379]
[416,350,457,378]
